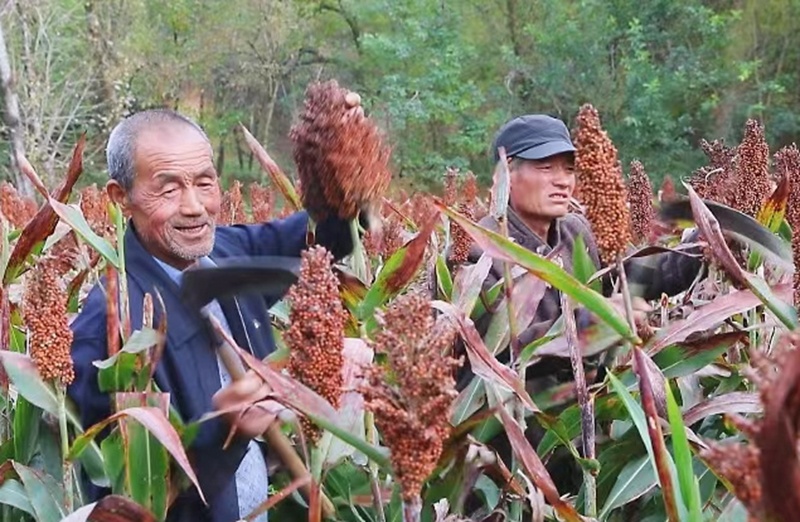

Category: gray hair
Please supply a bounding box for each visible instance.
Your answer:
[106,109,209,190]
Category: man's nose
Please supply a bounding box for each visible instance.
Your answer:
[180,187,205,215]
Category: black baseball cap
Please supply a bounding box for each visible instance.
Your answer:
[492,114,576,163]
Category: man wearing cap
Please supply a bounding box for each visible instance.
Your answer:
[466,114,703,378]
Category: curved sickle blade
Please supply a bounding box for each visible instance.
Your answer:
[659,197,792,271]
[180,256,301,310]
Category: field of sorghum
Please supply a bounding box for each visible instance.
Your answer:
[0,80,798,522]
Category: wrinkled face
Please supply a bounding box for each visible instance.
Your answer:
[508,152,576,226]
[109,123,221,269]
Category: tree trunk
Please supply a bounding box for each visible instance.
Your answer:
[84,0,120,126]
[0,21,33,197]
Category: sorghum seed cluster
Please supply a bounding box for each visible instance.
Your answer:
[0,181,37,229]
[248,182,274,223]
[775,144,800,307]
[23,256,74,385]
[361,292,461,501]
[285,245,348,442]
[290,80,391,221]
[219,180,247,226]
[574,104,632,265]
[689,139,735,204]
[728,120,772,217]
[627,160,656,244]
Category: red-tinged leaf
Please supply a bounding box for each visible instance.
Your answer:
[0,291,9,391]
[357,213,436,321]
[756,172,789,232]
[451,253,493,315]
[432,301,539,413]
[495,406,582,522]
[4,139,85,285]
[59,494,156,522]
[683,392,761,426]
[240,125,302,211]
[483,272,548,355]
[758,343,800,521]
[106,265,121,357]
[434,198,639,344]
[685,185,797,329]
[382,196,418,230]
[633,348,680,522]
[67,405,206,505]
[232,346,392,469]
[648,284,790,355]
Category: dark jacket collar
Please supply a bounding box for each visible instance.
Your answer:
[507,207,563,255]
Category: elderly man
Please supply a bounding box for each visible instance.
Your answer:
[68,108,358,521]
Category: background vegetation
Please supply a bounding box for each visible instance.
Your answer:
[1,0,800,193]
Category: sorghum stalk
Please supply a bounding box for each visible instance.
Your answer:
[561,292,595,517]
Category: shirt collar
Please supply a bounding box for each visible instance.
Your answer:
[151,255,217,285]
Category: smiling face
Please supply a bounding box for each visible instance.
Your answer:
[508,152,576,238]
[107,122,221,269]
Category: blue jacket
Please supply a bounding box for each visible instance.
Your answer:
[68,211,354,521]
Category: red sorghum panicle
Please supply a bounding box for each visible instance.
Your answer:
[361,292,461,501]
[219,180,247,225]
[728,120,771,217]
[700,332,800,521]
[0,181,37,229]
[774,144,800,306]
[627,160,656,244]
[80,184,114,239]
[448,202,473,265]
[462,172,479,204]
[659,175,677,204]
[574,104,632,264]
[248,182,274,223]
[290,80,391,221]
[690,139,736,203]
[23,256,74,385]
[444,168,458,207]
[285,245,348,442]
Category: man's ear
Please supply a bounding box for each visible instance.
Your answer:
[106,180,128,209]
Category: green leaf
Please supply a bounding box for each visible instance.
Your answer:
[0,479,35,517]
[665,384,702,520]
[450,379,485,426]
[48,198,119,268]
[1,353,105,470]
[13,396,40,465]
[435,200,639,343]
[68,402,205,506]
[357,216,435,322]
[573,235,601,293]
[118,398,170,519]
[599,454,657,520]
[13,462,67,522]
[434,254,453,300]
[653,333,744,379]
[101,433,126,494]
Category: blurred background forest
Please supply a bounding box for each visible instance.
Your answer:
[0,0,798,196]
